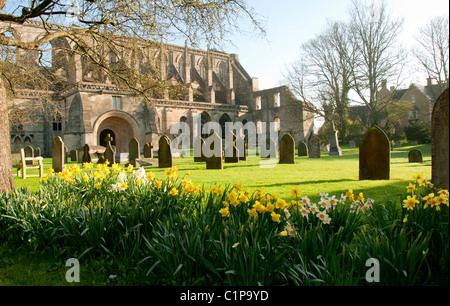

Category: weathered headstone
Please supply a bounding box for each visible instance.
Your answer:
[205,132,223,170]
[329,121,342,156]
[143,142,153,158]
[35,147,41,158]
[279,134,295,164]
[193,137,206,162]
[298,141,308,157]
[349,140,356,148]
[408,149,423,163]
[237,137,247,161]
[260,138,277,159]
[128,138,140,165]
[431,87,449,190]
[225,132,239,163]
[82,144,91,163]
[308,135,321,159]
[158,135,173,168]
[52,136,65,172]
[64,146,68,163]
[359,125,390,180]
[70,150,77,162]
[24,145,34,165]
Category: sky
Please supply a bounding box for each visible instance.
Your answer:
[223,0,450,90]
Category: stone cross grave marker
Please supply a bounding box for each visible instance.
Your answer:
[431,87,449,190]
[205,132,223,169]
[143,142,153,158]
[298,141,308,157]
[128,138,140,166]
[308,135,321,159]
[408,149,423,163]
[52,136,65,172]
[279,134,295,164]
[104,134,116,165]
[359,125,390,180]
[158,135,173,168]
[329,121,342,156]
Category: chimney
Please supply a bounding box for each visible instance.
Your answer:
[427,78,433,86]
[382,79,387,89]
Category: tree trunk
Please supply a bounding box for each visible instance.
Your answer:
[0,77,15,192]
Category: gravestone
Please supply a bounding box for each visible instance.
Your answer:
[128,138,140,165]
[52,136,65,172]
[279,134,295,164]
[349,140,356,148]
[143,142,153,158]
[237,137,247,161]
[225,132,239,163]
[35,147,41,158]
[359,125,390,180]
[408,149,423,163]
[205,132,223,170]
[329,121,342,156]
[104,134,116,165]
[116,153,129,164]
[308,135,321,158]
[158,135,173,168]
[82,144,91,163]
[260,138,277,159]
[431,87,449,190]
[298,141,308,157]
[64,146,68,163]
[193,137,206,162]
[70,150,77,162]
[24,146,34,165]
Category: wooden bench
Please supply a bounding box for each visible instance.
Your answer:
[11,148,44,179]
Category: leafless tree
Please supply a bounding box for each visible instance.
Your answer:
[413,15,449,91]
[284,20,355,140]
[0,0,264,192]
[348,0,406,128]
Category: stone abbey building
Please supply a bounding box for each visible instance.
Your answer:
[4,20,314,156]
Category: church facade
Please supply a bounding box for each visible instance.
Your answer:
[5,20,315,156]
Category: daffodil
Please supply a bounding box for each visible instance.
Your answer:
[266,202,275,212]
[275,198,286,209]
[403,195,419,210]
[407,183,416,194]
[118,182,128,191]
[154,180,162,188]
[146,172,155,181]
[290,186,301,198]
[95,182,102,189]
[169,188,178,196]
[219,207,230,218]
[248,208,258,217]
[423,193,435,209]
[48,168,55,174]
[83,174,89,182]
[239,194,249,203]
[271,212,281,223]
[234,183,242,191]
[82,162,93,169]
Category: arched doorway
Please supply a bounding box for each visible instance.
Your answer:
[99,129,116,148]
[93,111,139,153]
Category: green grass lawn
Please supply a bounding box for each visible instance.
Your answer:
[14,143,432,204]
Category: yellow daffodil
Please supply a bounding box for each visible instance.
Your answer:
[154,180,162,188]
[219,207,230,218]
[423,193,435,209]
[407,183,416,194]
[82,162,93,169]
[48,168,55,174]
[248,208,258,217]
[95,182,102,189]
[239,194,249,203]
[279,231,288,237]
[275,198,287,209]
[83,174,89,182]
[413,174,423,183]
[41,174,49,181]
[403,195,419,210]
[234,183,242,191]
[290,186,301,198]
[146,172,155,181]
[271,212,281,223]
[266,202,275,212]
[169,188,178,196]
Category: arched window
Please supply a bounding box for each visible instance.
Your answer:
[200,59,207,81]
[218,61,226,83]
